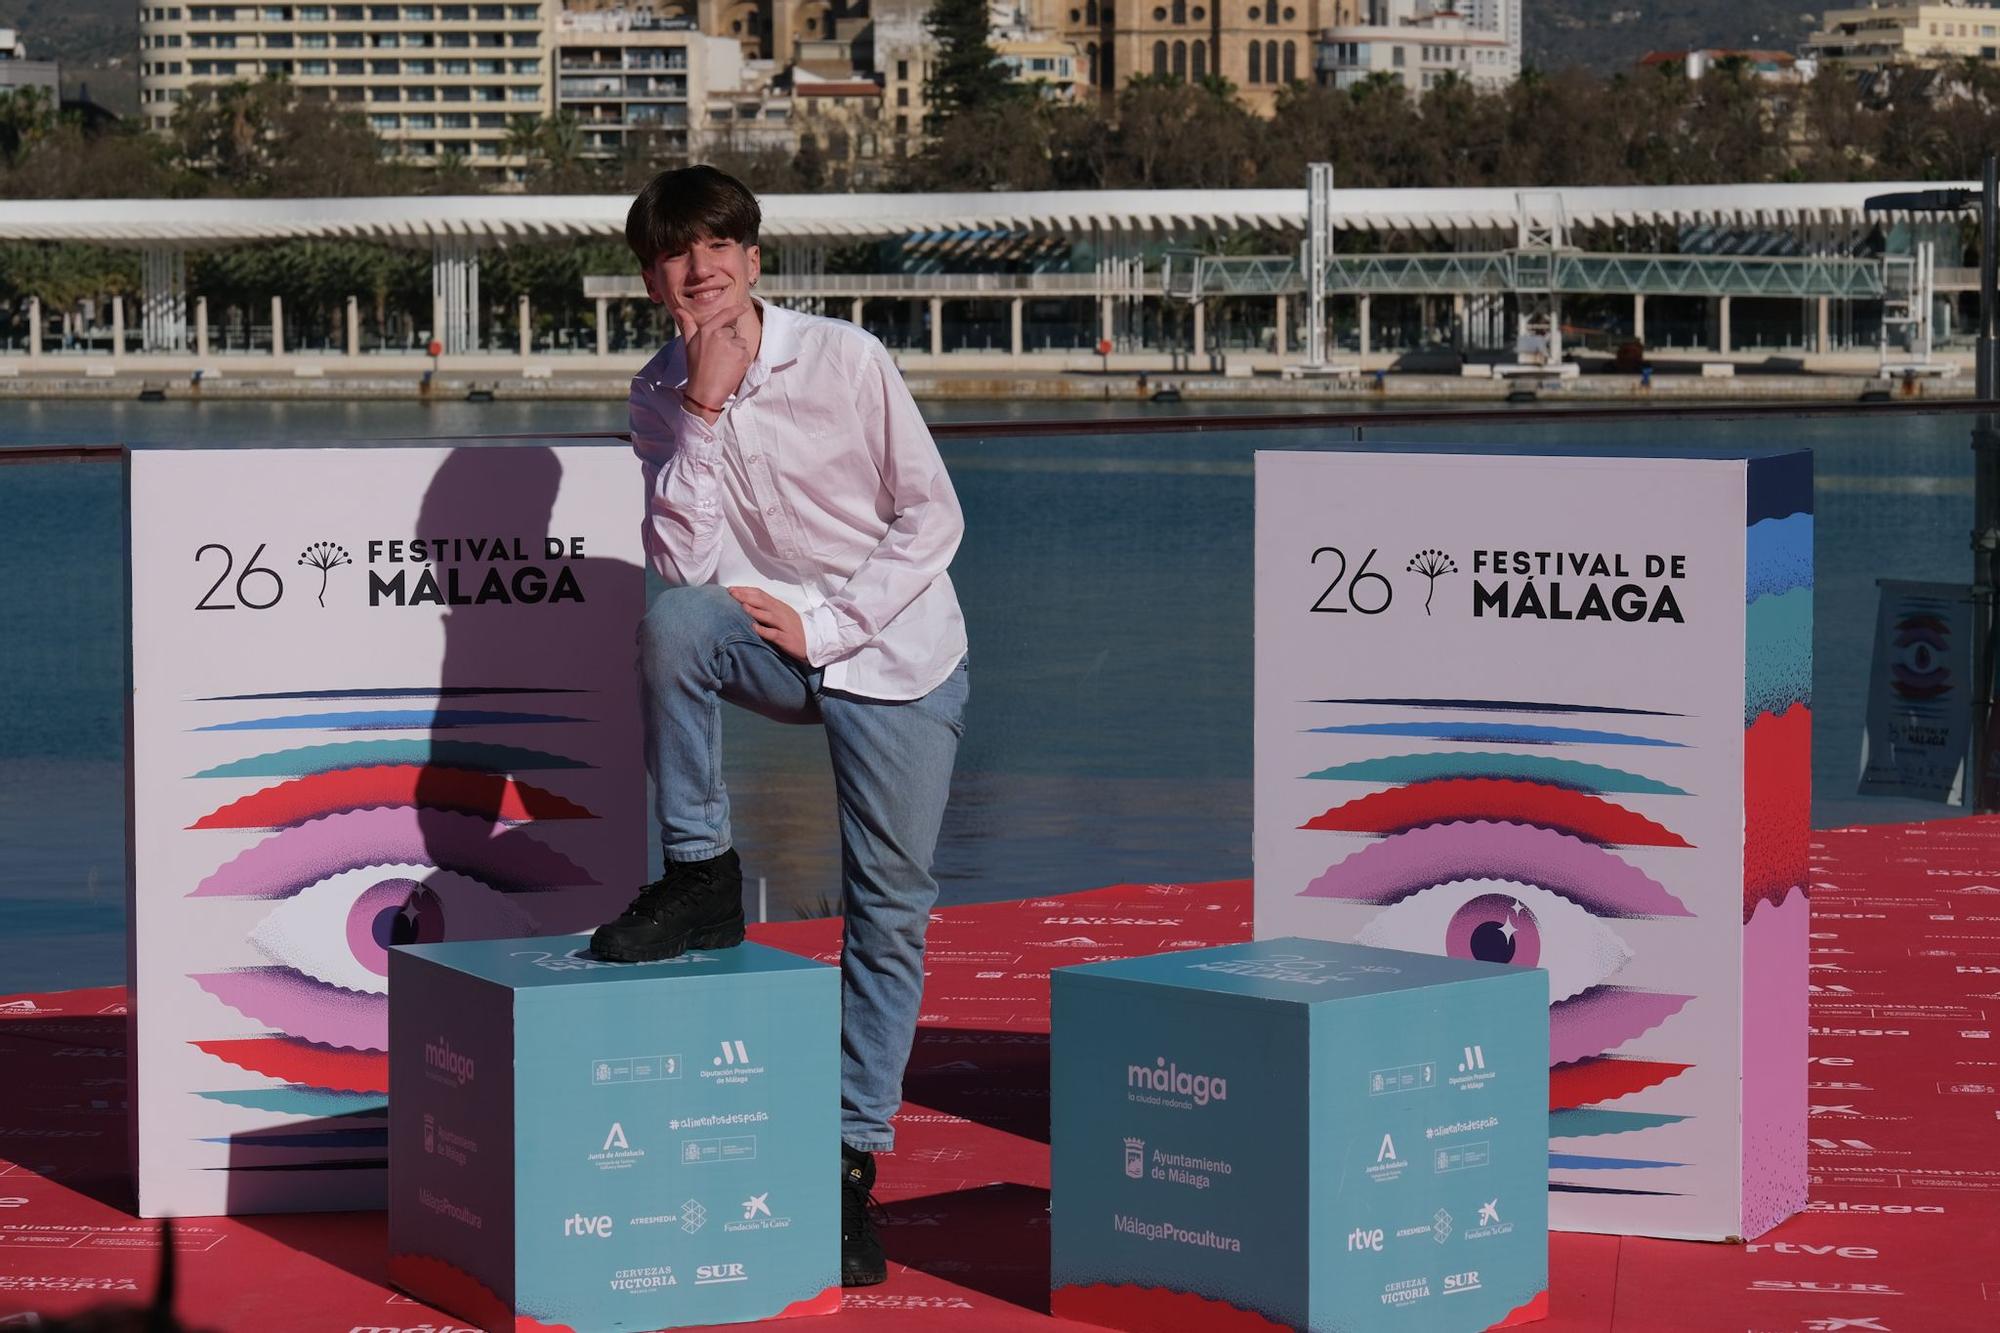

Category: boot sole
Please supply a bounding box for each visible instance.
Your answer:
[840,1263,888,1288]
[591,918,746,963]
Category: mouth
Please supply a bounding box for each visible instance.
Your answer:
[684,286,730,307]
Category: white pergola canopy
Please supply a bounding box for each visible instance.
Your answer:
[0,182,1973,247]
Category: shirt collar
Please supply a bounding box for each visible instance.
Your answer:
[666,296,802,395]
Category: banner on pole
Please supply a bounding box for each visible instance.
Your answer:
[127,441,647,1217]
[1859,580,1975,804]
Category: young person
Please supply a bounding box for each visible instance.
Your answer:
[589,165,969,1288]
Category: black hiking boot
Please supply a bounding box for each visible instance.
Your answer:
[588,849,744,962]
[840,1144,888,1287]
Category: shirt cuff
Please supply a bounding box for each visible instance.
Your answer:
[802,603,851,668]
[675,405,722,460]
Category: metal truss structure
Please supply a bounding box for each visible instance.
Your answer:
[1173,250,1890,300]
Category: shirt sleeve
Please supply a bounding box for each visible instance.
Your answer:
[801,338,965,667]
[630,374,728,587]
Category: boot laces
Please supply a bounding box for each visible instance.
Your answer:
[626,858,722,919]
[841,1166,882,1238]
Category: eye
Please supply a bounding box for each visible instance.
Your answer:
[249,864,541,995]
[1354,878,1631,1002]
[191,806,596,899]
[1891,613,1952,701]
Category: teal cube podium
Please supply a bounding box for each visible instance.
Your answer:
[1051,937,1549,1332]
[387,938,841,1332]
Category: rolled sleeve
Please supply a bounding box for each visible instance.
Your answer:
[631,375,729,587]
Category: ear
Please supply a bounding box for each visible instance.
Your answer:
[745,244,761,290]
[639,261,666,307]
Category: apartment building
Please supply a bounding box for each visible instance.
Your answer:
[0,27,61,99]
[551,6,709,162]
[1808,1,2000,69]
[871,0,933,155]
[1316,0,1521,94]
[1039,0,1355,115]
[138,3,553,181]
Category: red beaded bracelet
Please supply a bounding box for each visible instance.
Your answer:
[683,392,725,415]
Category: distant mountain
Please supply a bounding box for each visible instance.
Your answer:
[1528,0,1826,74]
[0,0,141,117]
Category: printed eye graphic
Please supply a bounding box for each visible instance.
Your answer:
[190,807,593,1058]
[1891,614,1952,701]
[1300,819,1693,920]
[1353,877,1632,1003]
[249,864,540,995]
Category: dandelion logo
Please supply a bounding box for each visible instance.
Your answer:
[1406,549,1458,616]
[297,542,352,608]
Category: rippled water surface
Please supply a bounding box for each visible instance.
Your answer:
[0,398,1975,989]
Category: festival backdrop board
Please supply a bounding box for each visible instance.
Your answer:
[125,441,648,1218]
[1252,448,1812,1243]
[1858,580,1976,804]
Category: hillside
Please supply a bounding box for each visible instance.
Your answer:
[0,0,137,116]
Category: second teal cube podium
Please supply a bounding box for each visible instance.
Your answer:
[387,937,840,1332]
[1051,937,1549,1332]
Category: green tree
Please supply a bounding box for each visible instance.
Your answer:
[167,77,399,196]
[923,0,1018,129]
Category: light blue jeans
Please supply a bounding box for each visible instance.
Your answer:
[640,583,967,1152]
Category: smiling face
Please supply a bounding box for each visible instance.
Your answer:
[641,230,761,329]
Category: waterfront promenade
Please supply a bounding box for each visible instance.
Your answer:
[0,363,1973,404]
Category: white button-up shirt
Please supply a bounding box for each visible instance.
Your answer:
[629,299,968,701]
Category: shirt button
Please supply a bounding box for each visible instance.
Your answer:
[766,505,780,516]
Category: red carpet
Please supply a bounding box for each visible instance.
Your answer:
[6,818,2000,1331]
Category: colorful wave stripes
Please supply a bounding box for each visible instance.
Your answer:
[1548,1108,1689,1138]
[1549,987,1693,1066]
[1744,703,1811,920]
[1743,475,1810,922]
[190,765,595,830]
[1305,720,1684,748]
[1301,778,1691,848]
[1295,690,1705,1186]
[183,689,607,1180]
[191,806,595,898]
[194,739,590,779]
[1551,1057,1691,1110]
[193,1036,388,1094]
[197,708,582,732]
[193,967,386,1051]
[1303,750,1689,796]
[1301,819,1692,919]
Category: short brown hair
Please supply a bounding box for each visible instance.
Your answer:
[625,165,762,267]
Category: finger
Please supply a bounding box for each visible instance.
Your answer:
[669,302,696,343]
[726,585,762,606]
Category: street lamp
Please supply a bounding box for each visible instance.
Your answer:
[1867,156,1999,809]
